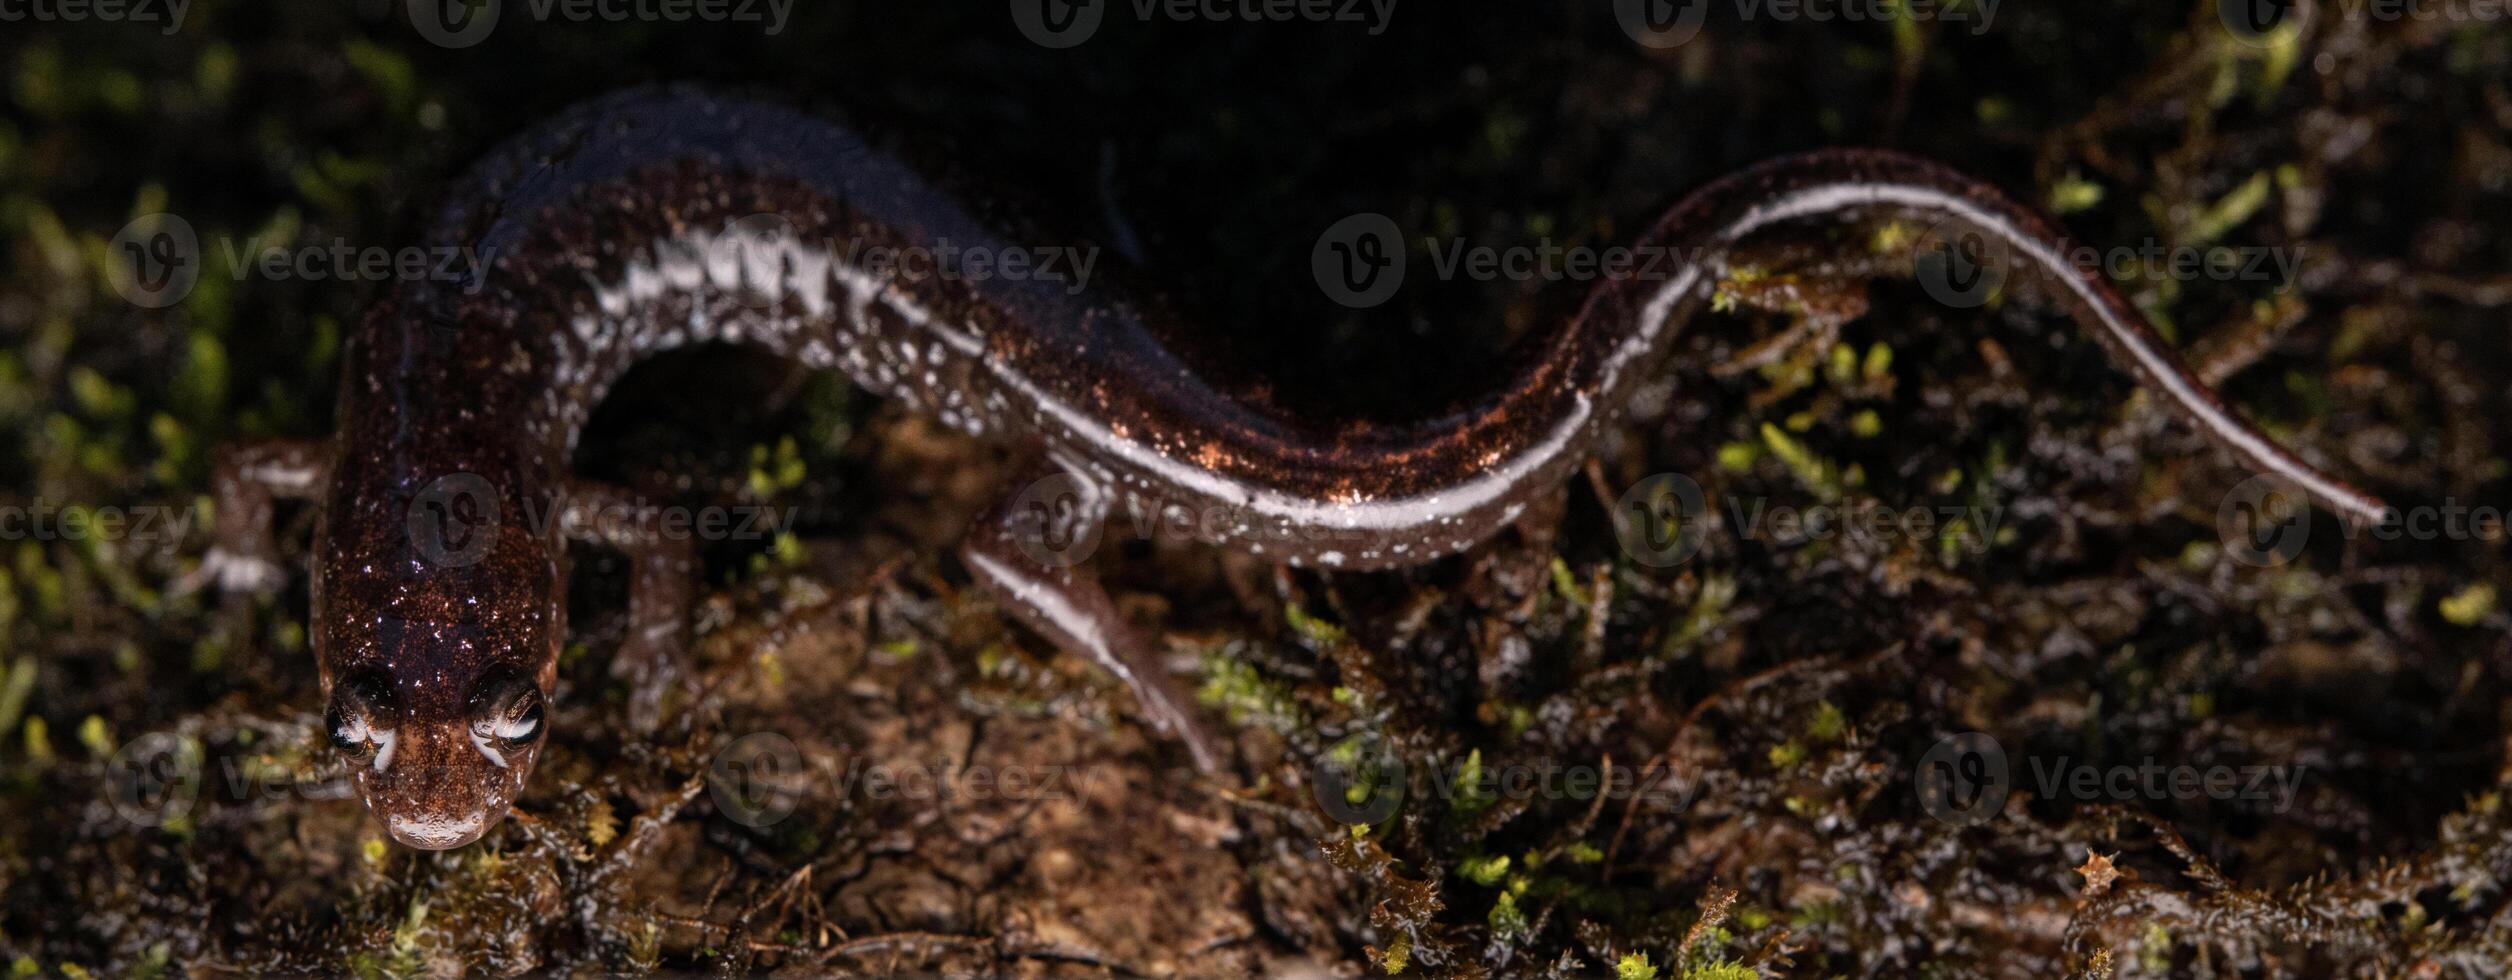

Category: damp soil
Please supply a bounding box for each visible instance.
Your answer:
[4,2,2512,977]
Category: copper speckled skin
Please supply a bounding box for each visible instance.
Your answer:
[277,85,2383,848]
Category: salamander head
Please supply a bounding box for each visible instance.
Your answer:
[318,505,561,850]
[325,655,546,848]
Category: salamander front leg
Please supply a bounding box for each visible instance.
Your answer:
[187,439,331,601]
[960,467,1224,774]
[561,481,697,732]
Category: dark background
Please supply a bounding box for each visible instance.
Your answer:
[3,0,2511,975]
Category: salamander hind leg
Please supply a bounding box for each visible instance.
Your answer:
[959,463,1225,774]
[561,480,698,732]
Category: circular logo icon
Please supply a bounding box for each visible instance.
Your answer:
[708,732,805,829]
[1312,213,1406,309]
[408,0,499,47]
[2217,474,2312,567]
[1312,732,1406,825]
[1914,218,2009,310]
[1614,0,1710,50]
[107,733,205,829]
[1012,0,1103,48]
[407,473,501,569]
[107,212,200,309]
[1613,472,1708,568]
[708,213,799,309]
[1007,472,1103,567]
[2218,0,2303,47]
[1915,731,2008,827]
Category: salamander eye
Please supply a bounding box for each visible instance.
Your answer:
[326,702,360,753]
[489,694,544,746]
[468,666,545,750]
[325,669,396,759]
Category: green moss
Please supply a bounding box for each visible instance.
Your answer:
[2050,171,2105,214]
[2440,583,2495,626]
[1283,602,1348,645]
[1548,557,1589,606]
[1456,853,1510,887]
[1758,423,1841,501]
[1681,961,1756,980]
[1196,649,1303,732]
[2182,171,2273,247]
[1806,702,1846,742]
[1487,890,1528,939]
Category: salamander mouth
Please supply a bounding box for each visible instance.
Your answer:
[385,809,494,849]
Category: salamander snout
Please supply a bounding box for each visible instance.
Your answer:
[326,662,548,850]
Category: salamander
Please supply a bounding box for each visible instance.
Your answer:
[200,85,2387,849]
